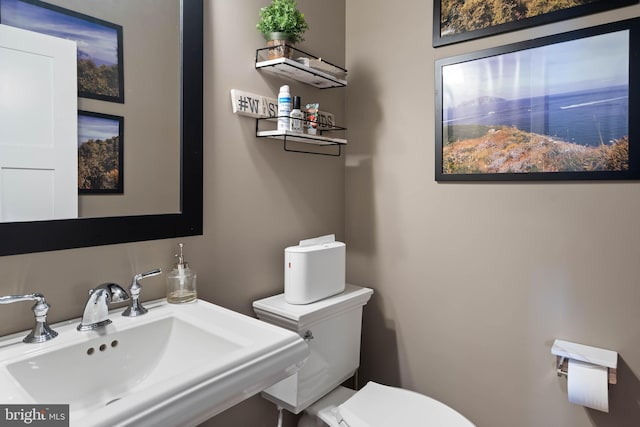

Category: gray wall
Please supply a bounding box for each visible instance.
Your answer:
[345,1,640,427]
[0,1,344,426]
[198,1,345,424]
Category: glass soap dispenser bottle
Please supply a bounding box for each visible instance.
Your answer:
[166,243,197,303]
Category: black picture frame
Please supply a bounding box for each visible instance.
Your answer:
[434,0,638,47]
[78,110,124,194]
[0,0,124,103]
[435,18,639,181]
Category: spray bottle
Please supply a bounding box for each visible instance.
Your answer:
[277,85,291,131]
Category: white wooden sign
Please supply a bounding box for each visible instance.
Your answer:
[316,111,335,129]
[230,89,336,129]
[230,89,277,118]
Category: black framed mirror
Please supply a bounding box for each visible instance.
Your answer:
[0,0,203,256]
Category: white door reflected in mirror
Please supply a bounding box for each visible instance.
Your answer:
[0,24,78,222]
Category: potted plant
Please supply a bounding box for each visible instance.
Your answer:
[256,0,309,59]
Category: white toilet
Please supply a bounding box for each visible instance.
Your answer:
[253,284,475,427]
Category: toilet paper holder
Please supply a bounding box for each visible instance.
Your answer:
[552,339,618,385]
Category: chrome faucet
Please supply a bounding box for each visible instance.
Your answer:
[77,283,129,331]
[122,268,162,317]
[0,293,58,343]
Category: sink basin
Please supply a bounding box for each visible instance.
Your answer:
[0,299,309,427]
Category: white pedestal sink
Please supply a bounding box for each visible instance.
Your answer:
[0,299,309,427]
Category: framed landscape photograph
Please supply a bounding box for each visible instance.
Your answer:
[435,18,639,181]
[0,0,124,103]
[434,0,638,47]
[78,111,124,193]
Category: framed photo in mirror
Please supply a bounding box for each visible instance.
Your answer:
[435,18,639,181]
[0,0,124,103]
[78,110,124,193]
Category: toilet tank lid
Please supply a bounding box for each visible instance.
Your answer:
[253,284,373,331]
[337,382,475,427]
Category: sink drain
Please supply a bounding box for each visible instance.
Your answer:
[105,398,122,406]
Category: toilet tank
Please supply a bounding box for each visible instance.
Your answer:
[253,284,373,414]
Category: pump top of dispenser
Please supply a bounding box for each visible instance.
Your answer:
[174,243,189,269]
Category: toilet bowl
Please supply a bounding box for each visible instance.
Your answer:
[253,285,474,427]
[299,382,474,427]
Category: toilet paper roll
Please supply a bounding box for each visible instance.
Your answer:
[567,358,609,413]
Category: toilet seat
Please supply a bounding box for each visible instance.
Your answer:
[333,382,475,427]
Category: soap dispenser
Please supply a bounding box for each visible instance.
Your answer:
[166,243,197,303]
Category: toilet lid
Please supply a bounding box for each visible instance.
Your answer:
[336,382,475,427]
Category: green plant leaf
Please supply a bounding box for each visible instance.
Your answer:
[256,0,309,43]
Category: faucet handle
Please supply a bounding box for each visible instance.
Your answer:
[122,268,162,317]
[0,293,58,343]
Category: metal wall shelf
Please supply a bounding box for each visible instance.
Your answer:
[255,46,347,89]
[256,117,347,157]
[254,46,347,155]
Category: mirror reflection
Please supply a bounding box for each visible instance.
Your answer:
[0,0,181,222]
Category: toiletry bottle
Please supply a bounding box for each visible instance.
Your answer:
[290,96,304,133]
[305,103,319,135]
[166,243,197,303]
[277,85,291,131]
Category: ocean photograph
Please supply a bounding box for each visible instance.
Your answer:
[440,29,630,175]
